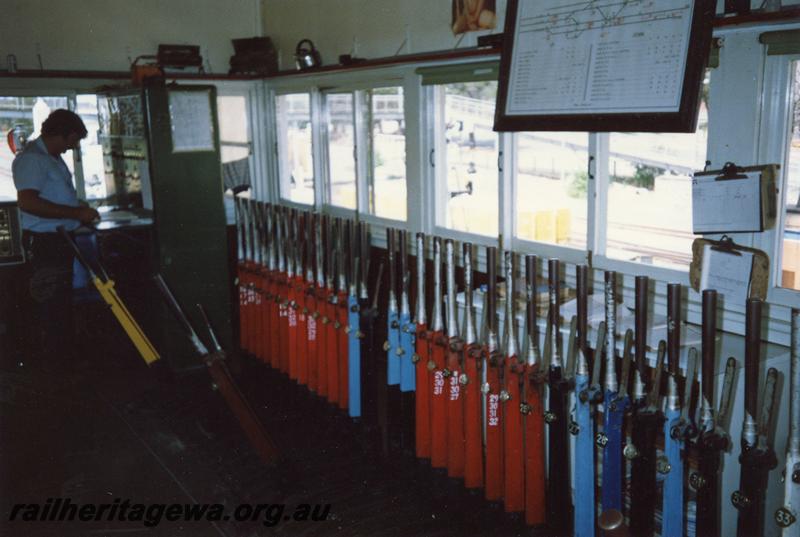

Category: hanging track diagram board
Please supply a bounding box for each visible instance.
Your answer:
[494,0,714,132]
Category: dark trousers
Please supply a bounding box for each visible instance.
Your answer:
[21,231,75,368]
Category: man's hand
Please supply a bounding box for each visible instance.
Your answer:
[75,206,100,224]
[18,189,99,224]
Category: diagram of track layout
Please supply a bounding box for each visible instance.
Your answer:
[520,1,691,40]
[504,0,697,117]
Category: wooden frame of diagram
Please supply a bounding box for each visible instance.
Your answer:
[494,0,715,132]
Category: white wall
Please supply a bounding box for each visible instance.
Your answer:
[262,0,507,70]
[260,0,800,71]
[0,0,262,73]
[4,0,799,74]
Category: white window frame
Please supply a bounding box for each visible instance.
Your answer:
[258,29,800,344]
[509,126,698,282]
[428,80,507,248]
[592,129,702,284]
[266,67,414,249]
[214,82,262,197]
[0,91,86,197]
[510,128,701,280]
[264,58,709,276]
[756,50,800,308]
[2,77,268,206]
[362,85,412,224]
[320,88,360,216]
[510,130,593,267]
[335,80,411,227]
[272,89,317,209]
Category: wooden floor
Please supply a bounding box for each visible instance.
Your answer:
[0,339,540,537]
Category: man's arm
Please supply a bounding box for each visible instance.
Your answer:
[17,189,99,224]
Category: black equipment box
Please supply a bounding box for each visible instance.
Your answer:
[157,45,203,69]
[229,37,278,76]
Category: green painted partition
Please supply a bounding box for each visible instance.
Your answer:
[143,79,232,367]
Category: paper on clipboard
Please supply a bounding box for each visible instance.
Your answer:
[692,172,761,233]
[168,90,215,153]
[699,244,753,306]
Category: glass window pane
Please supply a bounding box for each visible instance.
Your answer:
[605,77,710,269]
[370,87,406,221]
[75,94,106,200]
[516,132,588,248]
[780,61,800,291]
[217,95,250,164]
[0,96,69,201]
[217,96,248,143]
[439,81,499,237]
[326,93,357,210]
[276,93,314,205]
[220,143,250,164]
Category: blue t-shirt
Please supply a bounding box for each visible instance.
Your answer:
[12,137,80,232]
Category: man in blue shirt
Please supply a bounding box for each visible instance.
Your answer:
[12,109,99,370]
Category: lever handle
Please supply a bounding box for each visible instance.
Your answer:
[717,357,737,436]
[197,303,223,353]
[757,367,779,450]
[591,321,606,389]
[153,274,209,356]
[680,348,698,423]
[619,329,634,397]
[565,316,578,380]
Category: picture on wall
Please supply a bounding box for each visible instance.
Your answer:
[452,0,497,35]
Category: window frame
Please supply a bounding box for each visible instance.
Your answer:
[756,50,800,308]
[216,87,257,194]
[216,96,253,160]
[428,76,506,244]
[509,126,699,281]
[268,67,412,231]
[330,82,410,224]
[258,33,794,342]
[320,88,360,214]
[0,91,85,199]
[273,89,317,208]
[591,132,695,285]
[1,78,269,208]
[509,130,593,267]
[267,59,706,279]
[364,85,409,222]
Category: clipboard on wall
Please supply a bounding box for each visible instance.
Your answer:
[689,235,770,304]
[691,162,778,234]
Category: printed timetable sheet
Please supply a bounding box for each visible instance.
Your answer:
[505,1,694,116]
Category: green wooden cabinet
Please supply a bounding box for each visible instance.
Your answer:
[141,80,232,368]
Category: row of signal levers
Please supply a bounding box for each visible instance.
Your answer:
[234,199,800,537]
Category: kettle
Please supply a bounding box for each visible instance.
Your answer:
[295,39,321,70]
